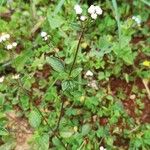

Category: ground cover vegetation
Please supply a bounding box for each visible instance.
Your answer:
[0,0,150,149]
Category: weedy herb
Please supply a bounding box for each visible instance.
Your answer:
[0,0,150,150]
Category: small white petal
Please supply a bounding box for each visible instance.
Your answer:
[0,76,5,83]
[41,31,47,37]
[6,44,13,50]
[80,15,87,21]
[88,5,95,14]
[95,6,103,15]
[12,42,17,47]
[91,13,97,19]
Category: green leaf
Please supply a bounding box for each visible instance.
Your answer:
[81,124,91,136]
[71,68,82,78]
[46,56,65,72]
[47,15,64,29]
[60,131,74,138]
[20,95,29,111]
[29,110,41,128]
[62,80,75,91]
[12,50,33,71]
[0,127,8,136]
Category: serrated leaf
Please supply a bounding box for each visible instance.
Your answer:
[29,110,41,128]
[46,57,64,72]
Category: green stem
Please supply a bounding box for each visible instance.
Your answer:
[68,29,84,77]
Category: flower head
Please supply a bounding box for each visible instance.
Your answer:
[0,76,5,83]
[0,33,10,43]
[40,31,47,37]
[91,13,97,20]
[132,16,141,25]
[80,15,87,21]
[88,5,95,14]
[95,6,103,15]
[74,4,82,15]
[88,5,103,20]
[12,42,17,47]
[85,70,93,77]
[6,44,13,50]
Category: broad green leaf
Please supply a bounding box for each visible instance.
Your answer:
[29,110,41,128]
[46,56,64,72]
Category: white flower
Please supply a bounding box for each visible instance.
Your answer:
[91,13,97,20]
[0,33,10,42]
[88,5,95,14]
[88,5,103,19]
[100,146,106,150]
[80,15,87,21]
[41,31,47,37]
[85,70,93,77]
[12,42,17,47]
[74,4,82,15]
[95,6,103,15]
[12,74,20,79]
[44,36,48,41]
[132,16,141,25]
[0,76,5,83]
[6,44,13,50]
[4,34,10,39]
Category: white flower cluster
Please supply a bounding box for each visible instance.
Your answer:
[0,33,17,50]
[0,33,10,43]
[12,74,20,79]
[132,16,141,26]
[0,74,20,84]
[88,5,103,19]
[6,42,17,50]
[74,4,87,21]
[40,31,49,41]
[74,4,103,21]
